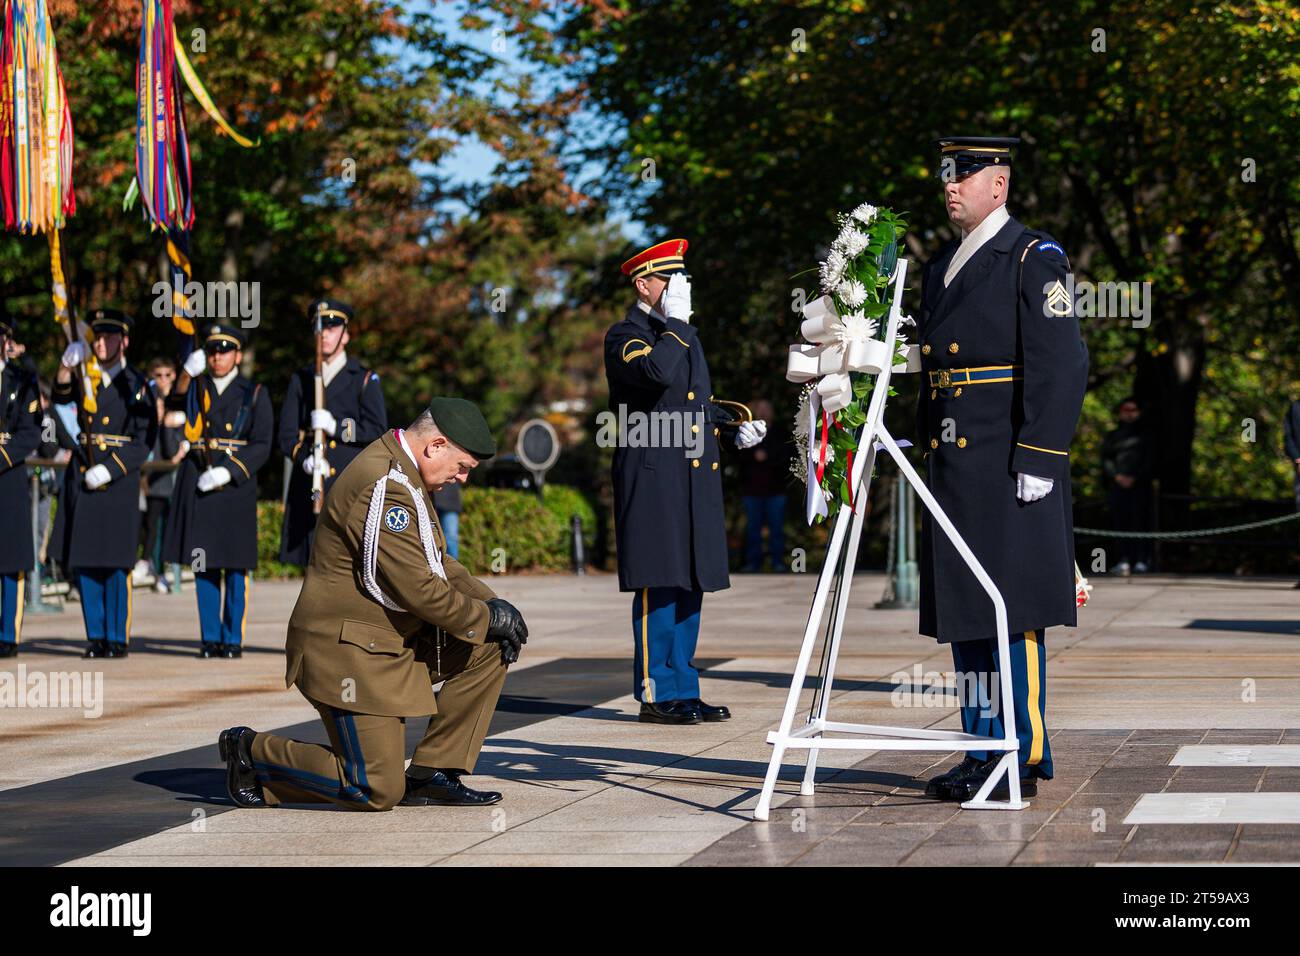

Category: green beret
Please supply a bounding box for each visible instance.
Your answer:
[428,396,496,460]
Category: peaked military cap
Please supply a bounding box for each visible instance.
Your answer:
[308,298,353,329]
[204,322,247,350]
[934,136,1020,177]
[427,396,496,460]
[620,238,689,280]
[89,308,134,335]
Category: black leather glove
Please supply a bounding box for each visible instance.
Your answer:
[486,598,528,664]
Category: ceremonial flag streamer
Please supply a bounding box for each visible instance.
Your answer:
[0,1,95,412]
[135,0,258,442]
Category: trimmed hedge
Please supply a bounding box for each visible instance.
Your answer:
[255,483,598,579]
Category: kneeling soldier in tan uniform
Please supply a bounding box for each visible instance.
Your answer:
[218,397,528,809]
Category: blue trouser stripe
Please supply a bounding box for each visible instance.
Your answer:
[252,760,367,803]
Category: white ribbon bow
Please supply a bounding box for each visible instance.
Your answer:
[785,295,919,413]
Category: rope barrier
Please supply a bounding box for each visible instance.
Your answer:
[1075,511,1300,539]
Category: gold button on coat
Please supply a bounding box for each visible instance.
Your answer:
[921,344,931,355]
[713,428,719,437]
[930,438,938,449]
[948,342,959,354]
[711,462,718,470]
[690,424,699,434]
[692,459,699,468]
[957,436,967,448]
[687,391,695,400]
[954,387,963,397]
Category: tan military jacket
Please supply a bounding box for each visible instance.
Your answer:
[284,430,495,716]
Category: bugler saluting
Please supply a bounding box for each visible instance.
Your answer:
[603,238,768,724]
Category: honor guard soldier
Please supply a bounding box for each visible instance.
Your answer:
[915,137,1088,800]
[278,299,387,565]
[0,316,43,657]
[50,310,158,659]
[164,324,274,658]
[218,399,528,810]
[604,239,768,724]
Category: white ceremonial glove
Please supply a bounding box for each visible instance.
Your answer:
[177,440,191,456]
[1017,472,1054,502]
[302,455,316,475]
[197,466,231,493]
[310,408,338,437]
[735,419,768,450]
[661,273,693,322]
[183,349,207,378]
[83,464,112,490]
[61,341,88,368]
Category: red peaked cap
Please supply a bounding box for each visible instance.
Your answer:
[620,238,689,280]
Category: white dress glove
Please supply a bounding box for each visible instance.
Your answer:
[83,464,112,490]
[735,419,768,450]
[197,466,232,493]
[302,455,316,475]
[61,342,88,368]
[1017,473,1054,502]
[310,408,337,437]
[661,274,693,322]
[182,350,207,378]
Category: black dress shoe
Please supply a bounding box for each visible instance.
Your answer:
[217,726,268,808]
[638,700,703,724]
[220,644,242,659]
[689,699,731,721]
[106,643,129,659]
[400,769,502,806]
[83,639,109,659]
[925,756,985,799]
[946,762,1040,802]
[0,643,17,658]
[198,643,221,659]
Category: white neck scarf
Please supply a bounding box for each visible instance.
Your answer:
[944,204,1010,287]
[322,350,348,388]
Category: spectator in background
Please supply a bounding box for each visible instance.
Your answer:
[137,357,185,593]
[434,483,462,560]
[737,398,790,572]
[1101,396,1154,575]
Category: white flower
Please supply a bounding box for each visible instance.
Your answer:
[819,249,846,292]
[836,277,867,309]
[833,225,869,259]
[835,311,878,345]
[850,202,878,225]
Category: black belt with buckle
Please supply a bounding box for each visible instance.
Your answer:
[927,365,1023,388]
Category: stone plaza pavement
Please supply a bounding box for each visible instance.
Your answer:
[2,571,1299,866]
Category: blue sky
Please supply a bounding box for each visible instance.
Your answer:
[410,1,648,244]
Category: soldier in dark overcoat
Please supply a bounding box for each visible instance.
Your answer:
[50,310,158,658]
[164,323,273,658]
[915,137,1088,801]
[603,239,768,724]
[277,299,387,565]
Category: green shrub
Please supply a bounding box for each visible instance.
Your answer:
[256,500,303,580]
[256,485,597,580]
[458,484,597,575]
